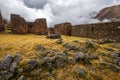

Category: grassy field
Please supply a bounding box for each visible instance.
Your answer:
[0,32,120,80]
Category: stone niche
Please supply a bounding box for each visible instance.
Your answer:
[0,12,5,31]
[54,22,72,36]
[10,14,28,34]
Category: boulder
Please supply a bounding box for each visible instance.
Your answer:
[46,34,61,39]
[10,14,28,34]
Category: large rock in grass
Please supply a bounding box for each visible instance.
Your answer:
[46,34,61,39]
[10,14,28,34]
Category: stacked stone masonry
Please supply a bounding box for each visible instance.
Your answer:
[0,13,120,42]
[0,12,5,31]
[10,14,48,35]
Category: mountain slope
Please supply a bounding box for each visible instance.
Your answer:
[95,5,120,21]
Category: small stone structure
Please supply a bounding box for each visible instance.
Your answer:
[54,22,72,36]
[10,14,28,34]
[10,14,48,34]
[0,12,5,31]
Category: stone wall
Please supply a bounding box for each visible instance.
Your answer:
[71,22,120,42]
[54,22,72,36]
[33,19,48,35]
[10,14,48,35]
[10,14,28,34]
[0,12,5,31]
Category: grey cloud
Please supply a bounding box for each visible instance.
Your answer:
[0,0,120,27]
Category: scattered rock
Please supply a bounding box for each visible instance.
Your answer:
[74,52,91,64]
[0,55,13,69]
[74,52,85,61]
[26,59,38,71]
[41,57,54,65]
[46,34,61,39]
[56,38,63,44]
[34,44,46,51]
[54,52,68,68]
[108,63,119,72]
[85,41,95,48]
[74,66,87,78]
[1,71,13,80]
[97,38,116,44]
[63,43,78,51]
[89,54,99,60]
[18,75,25,80]
[111,51,120,58]
[9,62,17,73]
[67,57,76,65]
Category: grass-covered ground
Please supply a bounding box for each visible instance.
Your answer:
[0,32,120,80]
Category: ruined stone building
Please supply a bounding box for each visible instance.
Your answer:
[54,22,72,36]
[0,12,120,42]
[0,12,5,31]
[10,14,48,34]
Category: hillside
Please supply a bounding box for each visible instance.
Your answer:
[95,5,120,21]
[0,32,120,80]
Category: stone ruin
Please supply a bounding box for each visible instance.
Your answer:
[10,14,28,34]
[0,12,5,31]
[10,14,48,34]
[0,12,120,42]
[54,22,72,36]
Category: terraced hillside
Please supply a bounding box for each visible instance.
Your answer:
[0,32,120,80]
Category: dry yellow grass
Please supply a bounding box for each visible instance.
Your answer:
[0,32,120,80]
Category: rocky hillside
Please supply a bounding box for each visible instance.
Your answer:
[95,5,120,21]
[0,33,120,80]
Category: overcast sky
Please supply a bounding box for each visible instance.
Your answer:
[0,0,120,27]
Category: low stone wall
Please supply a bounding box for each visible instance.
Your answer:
[71,21,120,42]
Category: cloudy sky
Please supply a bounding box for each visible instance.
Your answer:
[0,0,120,27]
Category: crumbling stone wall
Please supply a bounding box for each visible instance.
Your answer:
[54,22,72,36]
[10,14,48,35]
[71,21,120,42]
[0,12,5,31]
[10,14,28,34]
[33,19,48,35]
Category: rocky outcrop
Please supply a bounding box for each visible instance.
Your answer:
[54,22,72,36]
[96,5,120,21]
[10,14,28,34]
[0,12,5,31]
